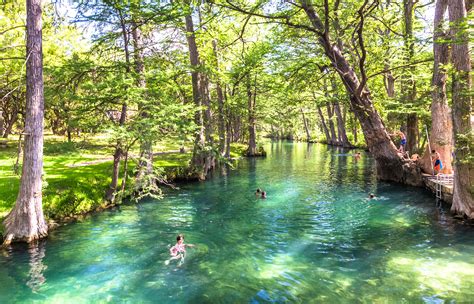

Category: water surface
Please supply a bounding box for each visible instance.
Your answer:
[1,142,473,303]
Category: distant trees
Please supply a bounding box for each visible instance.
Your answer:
[1,0,472,233]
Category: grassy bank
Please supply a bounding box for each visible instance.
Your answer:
[0,135,247,235]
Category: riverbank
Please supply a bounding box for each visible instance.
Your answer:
[265,135,368,150]
[0,135,247,238]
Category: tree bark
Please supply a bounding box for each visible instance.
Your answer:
[351,112,358,143]
[106,8,129,202]
[3,105,19,139]
[132,21,154,186]
[421,0,453,174]
[246,74,257,156]
[334,102,351,147]
[105,103,127,202]
[448,0,474,218]
[406,113,418,154]
[212,39,226,155]
[301,2,422,185]
[185,12,214,180]
[0,110,4,137]
[384,61,396,98]
[301,108,311,141]
[3,0,48,245]
[67,126,72,143]
[200,73,213,144]
[403,0,418,155]
[326,102,338,145]
[317,105,331,143]
[224,85,231,158]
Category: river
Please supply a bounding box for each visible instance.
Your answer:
[1,141,473,303]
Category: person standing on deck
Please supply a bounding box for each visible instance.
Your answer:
[431,150,443,175]
[398,130,407,154]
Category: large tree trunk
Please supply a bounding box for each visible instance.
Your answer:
[350,112,358,144]
[421,0,453,174]
[301,2,422,185]
[384,61,396,98]
[334,101,351,147]
[247,74,257,156]
[106,9,129,202]
[185,12,214,180]
[448,0,474,218]
[326,103,338,145]
[212,39,226,155]
[200,74,213,144]
[330,78,351,147]
[67,127,72,143]
[317,106,331,143]
[105,104,126,202]
[3,0,48,245]
[224,85,231,158]
[132,22,154,187]
[301,108,311,141]
[406,113,418,154]
[403,0,418,155]
[0,110,4,138]
[3,105,19,139]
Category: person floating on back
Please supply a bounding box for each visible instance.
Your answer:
[431,150,443,175]
[165,234,195,265]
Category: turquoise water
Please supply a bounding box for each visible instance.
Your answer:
[1,142,473,303]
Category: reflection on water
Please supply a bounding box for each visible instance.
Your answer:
[0,141,473,303]
[26,241,47,292]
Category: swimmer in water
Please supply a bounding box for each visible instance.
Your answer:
[165,234,195,265]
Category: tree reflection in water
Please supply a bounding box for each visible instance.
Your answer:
[26,241,47,292]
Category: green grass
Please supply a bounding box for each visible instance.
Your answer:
[229,143,248,158]
[0,135,193,234]
[0,134,247,236]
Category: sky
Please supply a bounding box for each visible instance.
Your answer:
[51,0,437,52]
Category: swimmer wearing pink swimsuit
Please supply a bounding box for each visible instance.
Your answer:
[170,243,186,256]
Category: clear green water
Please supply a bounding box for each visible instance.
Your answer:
[1,142,473,303]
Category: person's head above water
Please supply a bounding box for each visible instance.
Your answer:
[369,193,375,199]
[261,191,267,198]
[256,188,261,193]
[176,234,184,243]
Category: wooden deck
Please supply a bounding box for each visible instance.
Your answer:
[422,173,454,204]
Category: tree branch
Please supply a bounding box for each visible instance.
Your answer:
[0,25,25,36]
[216,1,323,36]
[356,0,379,96]
[368,58,433,79]
[370,15,404,37]
[0,57,25,61]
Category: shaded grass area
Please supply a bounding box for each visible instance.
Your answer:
[0,134,247,236]
[0,136,193,235]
